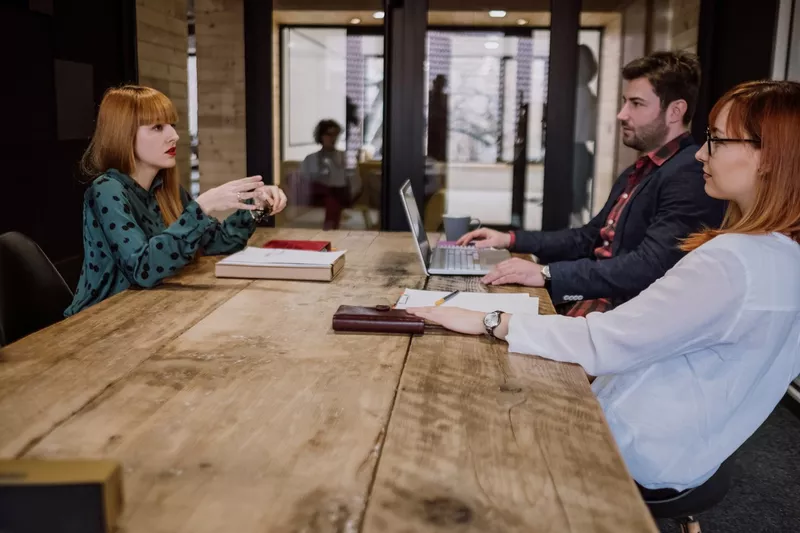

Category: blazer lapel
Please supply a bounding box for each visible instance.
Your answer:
[612,166,660,253]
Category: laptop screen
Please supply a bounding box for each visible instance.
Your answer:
[399,180,431,266]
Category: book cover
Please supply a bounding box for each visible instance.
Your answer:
[263,240,331,252]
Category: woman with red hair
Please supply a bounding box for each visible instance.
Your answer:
[65,86,287,316]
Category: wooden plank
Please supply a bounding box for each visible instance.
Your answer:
[0,228,322,456]
[137,5,187,38]
[137,22,191,53]
[363,275,659,532]
[0,261,251,456]
[20,230,429,532]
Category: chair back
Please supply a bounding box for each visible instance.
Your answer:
[643,458,734,519]
[0,232,74,347]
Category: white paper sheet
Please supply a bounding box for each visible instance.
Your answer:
[217,247,346,267]
[395,289,539,315]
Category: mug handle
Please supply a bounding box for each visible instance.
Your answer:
[470,218,481,229]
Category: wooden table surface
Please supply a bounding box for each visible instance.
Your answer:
[0,228,657,533]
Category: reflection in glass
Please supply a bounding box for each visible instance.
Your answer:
[423,28,601,231]
[278,27,384,230]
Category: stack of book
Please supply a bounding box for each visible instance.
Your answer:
[215,242,346,281]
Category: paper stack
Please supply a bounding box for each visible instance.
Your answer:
[394,289,539,315]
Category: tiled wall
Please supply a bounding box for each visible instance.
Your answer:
[136,0,192,190]
[671,0,701,53]
[593,14,623,214]
[195,0,247,192]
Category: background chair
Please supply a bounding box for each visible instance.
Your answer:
[354,160,382,230]
[642,458,734,533]
[0,232,74,347]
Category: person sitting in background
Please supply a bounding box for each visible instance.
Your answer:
[65,85,287,316]
[411,80,800,494]
[300,119,353,230]
[458,51,725,316]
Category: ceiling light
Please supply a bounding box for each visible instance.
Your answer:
[517,18,528,25]
[350,18,361,24]
[373,11,385,19]
[484,41,500,50]
[489,10,507,18]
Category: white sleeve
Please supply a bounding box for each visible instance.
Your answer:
[505,241,749,376]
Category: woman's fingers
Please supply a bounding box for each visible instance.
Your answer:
[269,189,287,212]
[232,176,264,191]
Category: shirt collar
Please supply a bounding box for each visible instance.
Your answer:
[105,169,164,200]
[646,131,694,167]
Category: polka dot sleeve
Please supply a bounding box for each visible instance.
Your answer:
[198,208,257,255]
[89,179,215,288]
[178,186,256,255]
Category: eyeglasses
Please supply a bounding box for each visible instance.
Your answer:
[706,127,760,156]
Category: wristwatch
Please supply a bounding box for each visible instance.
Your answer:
[541,265,551,281]
[483,310,505,339]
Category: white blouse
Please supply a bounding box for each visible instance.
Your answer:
[506,233,800,490]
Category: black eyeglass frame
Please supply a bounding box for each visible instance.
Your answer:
[706,127,760,156]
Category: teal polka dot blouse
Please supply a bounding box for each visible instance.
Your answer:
[65,169,256,316]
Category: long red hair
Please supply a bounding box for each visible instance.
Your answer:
[81,85,184,225]
[682,80,800,251]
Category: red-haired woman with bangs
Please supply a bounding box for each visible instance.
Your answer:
[407,80,800,492]
[65,86,287,316]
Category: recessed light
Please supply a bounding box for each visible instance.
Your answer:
[373,11,385,19]
[517,18,528,25]
[489,10,507,18]
[484,41,500,50]
[350,18,361,24]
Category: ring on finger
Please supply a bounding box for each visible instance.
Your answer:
[237,192,243,202]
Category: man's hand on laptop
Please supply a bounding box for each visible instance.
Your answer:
[481,258,546,287]
[456,228,511,249]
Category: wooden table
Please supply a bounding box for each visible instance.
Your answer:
[0,229,657,533]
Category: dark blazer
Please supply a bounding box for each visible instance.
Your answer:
[513,141,726,307]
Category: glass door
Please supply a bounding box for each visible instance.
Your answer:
[274,9,386,231]
[420,6,604,233]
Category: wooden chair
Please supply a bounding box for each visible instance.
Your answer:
[354,161,382,230]
[353,160,445,232]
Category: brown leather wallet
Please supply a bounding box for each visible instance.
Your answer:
[332,305,426,334]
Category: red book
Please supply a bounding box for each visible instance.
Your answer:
[262,240,331,252]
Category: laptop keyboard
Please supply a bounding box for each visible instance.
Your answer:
[443,247,481,271]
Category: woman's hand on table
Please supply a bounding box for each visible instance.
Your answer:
[407,307,513,339]
[407,307,485,335]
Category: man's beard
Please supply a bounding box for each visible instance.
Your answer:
[621,112,669,152]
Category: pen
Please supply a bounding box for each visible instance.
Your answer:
[435,290,460,306]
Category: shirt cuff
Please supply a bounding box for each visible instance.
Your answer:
[505,313,545,356]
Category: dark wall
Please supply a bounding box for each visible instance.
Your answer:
[0,0,137,290]
[693,0,780,139]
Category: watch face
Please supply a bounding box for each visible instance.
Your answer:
[484,312,500,329]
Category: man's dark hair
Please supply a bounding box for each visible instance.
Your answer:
[622,51,701,125]
[314,119,342,144]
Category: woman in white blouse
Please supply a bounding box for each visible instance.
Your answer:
[409,80,800,492]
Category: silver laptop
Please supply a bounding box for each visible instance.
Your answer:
[399,180,510,276]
